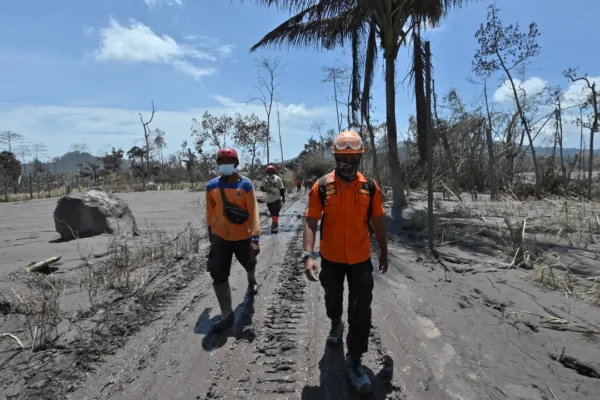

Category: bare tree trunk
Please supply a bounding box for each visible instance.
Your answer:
[580,105,585,181]
[433,79,461,198]
[140,102,155,188]
[255,58,280,165]
[276,103,284,172]
[556,97,565,183]
[385,52,406,219]
[332,72,342,133]
[483,82,498,199]
[425,41,434,251]
[588,84,599,199]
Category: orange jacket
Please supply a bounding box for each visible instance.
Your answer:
[206,175,261,241]
[305,171,385,264]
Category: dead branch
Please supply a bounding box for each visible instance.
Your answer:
[23,256,61,273]
[0,333,25,349]
[469,296,600,335]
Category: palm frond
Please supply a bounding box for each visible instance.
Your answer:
[250,4,363,52]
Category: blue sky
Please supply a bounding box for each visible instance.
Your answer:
[1,0,599,163]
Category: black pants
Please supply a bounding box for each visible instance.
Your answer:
[207,235,256,284]
[319,257,374,357]
[266,199,282,217]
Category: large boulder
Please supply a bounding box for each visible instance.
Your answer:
[53,190,138,240]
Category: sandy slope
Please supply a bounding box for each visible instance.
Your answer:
[2,190,600,399]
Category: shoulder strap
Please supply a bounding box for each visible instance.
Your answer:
[317,175,329,207]
[218,177,229,208]
[366,177,375,220]
[366,177,377,236]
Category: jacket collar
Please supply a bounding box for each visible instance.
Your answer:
[327,171,366,184]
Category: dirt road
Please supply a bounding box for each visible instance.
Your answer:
[3,190,600,399]
[65,193,436,400]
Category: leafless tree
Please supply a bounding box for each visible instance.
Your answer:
[0,130,24,152]
[473,3,542,197]
[564,68,600,199]
[251,57,281,164]
[16,144,31,176]
[322,66,349,133]
[310,120,328,156]
[154,129,167,171]
[70,143,90,167]
[276,101,285,171]
[140,101,155,187]
[33,143,48,161]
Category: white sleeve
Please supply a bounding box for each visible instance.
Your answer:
[278,177,285,189]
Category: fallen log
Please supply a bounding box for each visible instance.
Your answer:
[24,256,61,273]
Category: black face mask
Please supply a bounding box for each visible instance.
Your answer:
[335,158,360,181]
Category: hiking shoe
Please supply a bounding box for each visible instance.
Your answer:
[247,282,258,296]
[211,313,234,333]
[346,354,373,396]
[326,318,344,346]
[271,222,279,234]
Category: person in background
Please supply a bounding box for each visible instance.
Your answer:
[260,165,285,234]
[295,178,302,192]
[301,131,388,396]
[205,147,261,332]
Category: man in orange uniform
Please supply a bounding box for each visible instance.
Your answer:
[206,147,261,332]
[302,131,388,396]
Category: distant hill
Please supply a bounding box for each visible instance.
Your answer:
[21,151,99,176]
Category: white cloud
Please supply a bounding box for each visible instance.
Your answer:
[144,0,182,9]
[92,18,231,80]
[183,35,235,59]
[493,76,548,104]
[0,99,332,160]
[493,76,600,148]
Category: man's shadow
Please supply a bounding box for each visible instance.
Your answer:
[301,341,396,400]
[193,290,256,351]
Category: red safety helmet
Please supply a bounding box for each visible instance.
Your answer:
[216,147,239,165]
[266,164,276,173]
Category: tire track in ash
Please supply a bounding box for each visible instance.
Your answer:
[200,195,309,399]
[238,230,306,398]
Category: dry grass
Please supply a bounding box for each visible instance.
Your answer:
[1,272,66,351]
[411,193,600,306]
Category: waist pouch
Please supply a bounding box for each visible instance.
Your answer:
[220,179,249,224]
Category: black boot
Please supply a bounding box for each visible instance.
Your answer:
[211,281,234,332]
[247,269,258,296]
[326,318,344,346]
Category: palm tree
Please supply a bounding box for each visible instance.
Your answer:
[127,146,146,181]
[80,161,101,183]
[249,0,471,219]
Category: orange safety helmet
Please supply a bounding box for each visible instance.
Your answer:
[331,130,364,154]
